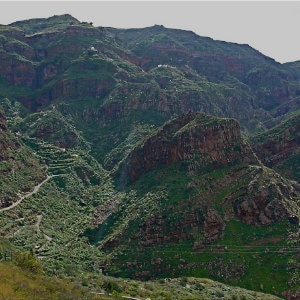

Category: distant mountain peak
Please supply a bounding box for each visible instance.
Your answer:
[9,13,79,26]
[9,14,80,34]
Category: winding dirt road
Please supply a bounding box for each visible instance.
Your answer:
[0,175,54,212]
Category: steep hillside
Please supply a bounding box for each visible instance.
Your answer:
[0,249,284,300]
[85,113,300,298]
[0,100,116,277]
[251,112,300,182]
[0,109,46,209]
[0,15,299,300]
[0,15,299,164]
[108,25,296,111]
[114,112,258,184]
[107,25,273,76]
[15,107,91,150]
[0,260,102,300]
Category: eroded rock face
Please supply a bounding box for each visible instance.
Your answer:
[0,52,35,86]
[233,169,300,226]
[203,209,225,243]
[120,112,258,183]
[103,113,300,252]
[234,186,287,226]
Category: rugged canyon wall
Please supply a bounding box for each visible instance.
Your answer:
[117,112,258,183]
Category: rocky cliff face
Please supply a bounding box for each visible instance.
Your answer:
[1,16,300,297]
[98,112,300,286]
[0,51,35,87]
[1,16,299,127]
[232,166,300,225]
[0,26,35,87]
[108,25,293,110]
[117,112,258,183]
[0,18,120,110]
[106,113,299,251]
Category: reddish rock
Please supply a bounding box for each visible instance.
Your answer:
[120,112,258,183]
[203,209,225,243]
[0,52,35,86]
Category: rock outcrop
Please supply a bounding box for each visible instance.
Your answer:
[0,16,299,296]
[117,112,258,183]
[107,113,299,253]
[232,166,300,226]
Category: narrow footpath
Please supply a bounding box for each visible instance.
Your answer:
[36,214,52,242]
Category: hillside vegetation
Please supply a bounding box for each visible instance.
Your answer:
[0,14,299,300]
[0,238,284,300]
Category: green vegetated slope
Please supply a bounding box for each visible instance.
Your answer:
[250,111,300,182]
[0,240,283,300]
[0,108,46,208]
[0,14,299,300]
[1,100,296,299]
[0,260,103,300]
[9,14,81,35]
[92,113,299,298]
[0,14,299,164]
[0,99,116,276]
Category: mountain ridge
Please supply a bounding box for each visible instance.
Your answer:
[0,14,299,299]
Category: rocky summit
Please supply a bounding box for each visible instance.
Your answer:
[0,14,299,300]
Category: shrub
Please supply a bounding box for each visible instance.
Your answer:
[0,237,12,261]
[102,279,122,293]
[13,250,43,274]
